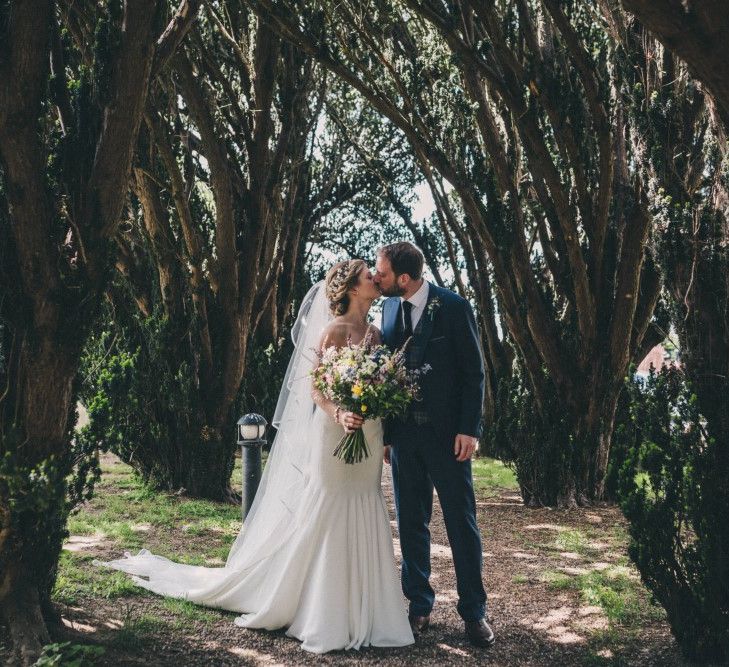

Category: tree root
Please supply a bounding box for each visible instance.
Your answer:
[2,588,50,667]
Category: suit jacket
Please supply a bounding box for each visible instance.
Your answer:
[381,282,486,445]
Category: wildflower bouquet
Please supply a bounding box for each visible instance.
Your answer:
[312,336,430,464]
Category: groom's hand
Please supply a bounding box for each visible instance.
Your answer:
[383,445,391,465]
[454,434,478,462]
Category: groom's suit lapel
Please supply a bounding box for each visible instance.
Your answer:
[383,297,399,348]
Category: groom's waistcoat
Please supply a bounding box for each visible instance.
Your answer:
[401,312,431,426]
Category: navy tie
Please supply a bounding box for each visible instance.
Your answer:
[400,300,414,348]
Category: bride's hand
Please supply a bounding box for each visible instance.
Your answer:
[338,410,364,433]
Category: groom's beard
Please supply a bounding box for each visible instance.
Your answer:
[378,284,405,297]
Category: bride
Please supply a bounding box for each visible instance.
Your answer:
[97,259,414,654]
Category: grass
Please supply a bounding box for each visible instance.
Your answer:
[66,517,147,549]
[529,525,627,561]
[471,456,519,494]
[54,552,142,604]
[551,528,600,557]
[108,612,170,651]
[533,509,664,628]
[56,455,237,651]
[540,566,664,628]
[35,641,106,666]
[65,463,241,555]
[161,598,223,625]
[56,457,243,608]
[540,569,574,589]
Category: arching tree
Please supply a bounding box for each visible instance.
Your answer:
[0,1,199,662]
[621,0,729,131]
[607,10,729,660]
[80,8,324,501]
[79,6,431,500]
[249,0,664,506]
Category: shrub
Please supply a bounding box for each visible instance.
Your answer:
[485,366,573,507]
[616,366,729,662]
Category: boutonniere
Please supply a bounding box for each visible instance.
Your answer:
[426,297,442,320]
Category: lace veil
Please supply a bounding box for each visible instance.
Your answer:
[225,281,330,569]
[95,282,332,599]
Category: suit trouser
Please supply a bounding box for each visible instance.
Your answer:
[390,423,487,621]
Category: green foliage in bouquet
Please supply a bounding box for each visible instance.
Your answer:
[615,366,729,662]
[311,337,429,464]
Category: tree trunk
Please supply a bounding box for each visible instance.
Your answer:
[0,338,80,664]
[181,441,239,503]
[2,574,50,667]
[0,2,199,661]
[621,0,729,130]
[575,386,621,505]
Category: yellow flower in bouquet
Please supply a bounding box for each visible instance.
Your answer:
[312,336,430,464]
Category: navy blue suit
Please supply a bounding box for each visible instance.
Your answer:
[382,282,487,621]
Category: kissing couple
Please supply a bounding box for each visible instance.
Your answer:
[98,241,493,653]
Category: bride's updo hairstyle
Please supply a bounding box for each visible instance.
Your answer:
[325,259,367,316]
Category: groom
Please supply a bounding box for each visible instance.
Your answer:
[374,241,494,648]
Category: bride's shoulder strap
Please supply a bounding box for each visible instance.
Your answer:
[364,322,381,344]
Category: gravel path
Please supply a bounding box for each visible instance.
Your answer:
[58,465,683,666]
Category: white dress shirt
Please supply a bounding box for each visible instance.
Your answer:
[401,280,430,331]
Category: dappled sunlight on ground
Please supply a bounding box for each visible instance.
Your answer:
[50,454,679,666]
[526,605,586,644]
[561,566,590,575]
[435,643,471,658]
[524,523,569,532]
[590,562,612,571]
[392,537,454,563]
[431,543,452,559]
[62,617,99,633]
[575,606,610,632]
[226,645,286,665]
[521,601,612,645]
[435,588,459,604]
[131,523,152,532]
[510,550,539,559]
[63,535,107,552]
[481,498,523,507]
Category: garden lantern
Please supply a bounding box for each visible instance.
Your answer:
[237,413,268,521]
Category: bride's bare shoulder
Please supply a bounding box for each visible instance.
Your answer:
[318,320,350,351]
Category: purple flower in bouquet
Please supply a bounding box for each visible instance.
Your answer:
[312,336,429,464]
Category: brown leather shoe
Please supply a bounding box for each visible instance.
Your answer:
[408,614,430,634]
[465,618,495,647]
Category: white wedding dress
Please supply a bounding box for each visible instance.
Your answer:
[96,282,413,654]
